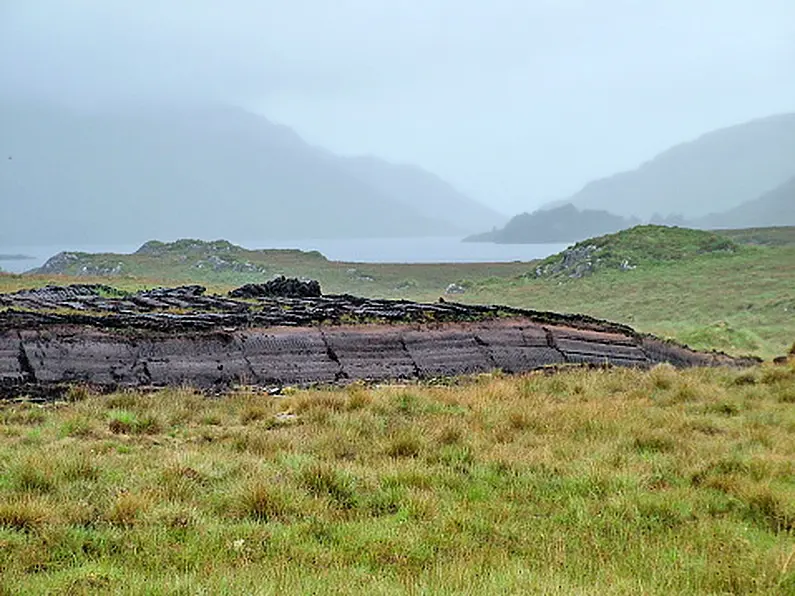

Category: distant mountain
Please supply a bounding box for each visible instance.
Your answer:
[696,176,795,229]
[563,113,795,220]
[0,102,496,245]
[464,204,636,244]
[339,155,505,233]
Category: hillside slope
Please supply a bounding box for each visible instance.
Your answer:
[696,176,795,229]
[460,227,793,358]
[340,156,506,233]
[565,113,795,220]
[0,102,493,244]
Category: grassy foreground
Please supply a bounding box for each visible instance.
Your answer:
[1,363,794,594]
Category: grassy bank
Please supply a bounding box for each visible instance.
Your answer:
[1,364,794,594]
[719,226,795,247]
[458,245,795,360]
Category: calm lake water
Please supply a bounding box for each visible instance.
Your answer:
[0,237,569,274]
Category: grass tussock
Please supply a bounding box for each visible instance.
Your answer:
[107,409,161,435]
[233,481,299,522]
[0,497,52,531]
[105,491,151,527]
[385,430,424,459]
[0,362,793,594]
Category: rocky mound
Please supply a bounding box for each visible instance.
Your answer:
[0,283,754,398]
[30,239,330,278]
[532,225,737,279]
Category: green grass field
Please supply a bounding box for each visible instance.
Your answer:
[458,245,795,360]
[1,364,794,594]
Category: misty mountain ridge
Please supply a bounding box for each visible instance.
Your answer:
[469,172,795,245]
[559,113,795,220]
[0,101,504,245]
[694,176,795,229]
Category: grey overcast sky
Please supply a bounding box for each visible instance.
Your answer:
[2,1,794,214]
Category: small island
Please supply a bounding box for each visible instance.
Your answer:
[464,203,638,244]
[0,253,35,261]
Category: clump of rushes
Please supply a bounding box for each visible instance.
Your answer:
[107,410,160,434]
[233,482,297,522]
[385,431,423,459]
[300,463,360,510]
[10,459,55,494]
[0,497,51,531]
[105,491,151,527]
[65,384,92,403]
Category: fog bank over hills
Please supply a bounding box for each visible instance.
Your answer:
[470,113,795,244]
[338,156,506,235]
[3,1,795,216]
[0,102,504,245]
[3,0,794,250]
[4,101,793,250]
[696,176,795,229]
[560,113,795,221]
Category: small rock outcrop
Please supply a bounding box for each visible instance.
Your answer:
[534,244,601,279]
[229,276,322,299]
[445,283,467,295]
